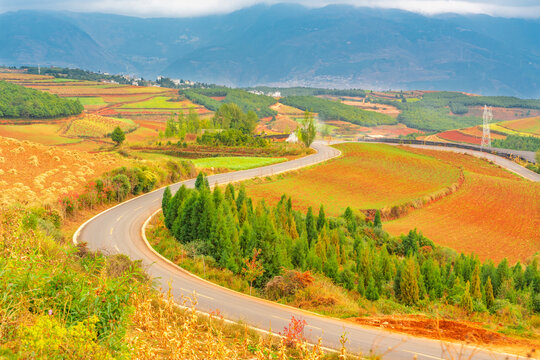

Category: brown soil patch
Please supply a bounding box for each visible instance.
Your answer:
[348,315,539,356]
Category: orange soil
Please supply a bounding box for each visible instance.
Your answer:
[459,126,506,139]
[499,117,540,136]
[384,148,540,263]
[0,136,124,207]
[348,315,539,356]
[243,143,460,216]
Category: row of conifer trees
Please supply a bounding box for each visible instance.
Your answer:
[161,173,540,313]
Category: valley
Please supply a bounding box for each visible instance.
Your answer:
[0,62,539,359]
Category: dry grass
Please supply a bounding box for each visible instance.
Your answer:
[0,136,124,206]
[128,288,328,360]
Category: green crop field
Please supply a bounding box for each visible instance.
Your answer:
[67,96,107,106]
[192,156,284,170]
[120,96,191,109]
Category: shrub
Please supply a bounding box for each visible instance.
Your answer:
[18,315,114,359]
[111,174,130,201]
[265,270,314,300]
[59,192,79,217]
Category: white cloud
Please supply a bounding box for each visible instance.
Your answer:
[1,0,539,18]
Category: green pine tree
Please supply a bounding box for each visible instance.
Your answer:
[373,210,382,228]
[111,126,125,146]
[471,264,482,300]
[317,205,326,231]
[400,258,420,305]
[162,186,172,218]
[484,276,495,310]
[195,172,209,191]
[366,276,380,301]
[357,274,365,296]
[305,207,318,247]
[461,281,474,314]
[323,246,339,281]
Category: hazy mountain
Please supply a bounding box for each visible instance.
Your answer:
[1,5,539,97]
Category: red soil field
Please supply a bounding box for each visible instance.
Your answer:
[384,148,539,263]
[438,130,482,145]
[459,126,506,140]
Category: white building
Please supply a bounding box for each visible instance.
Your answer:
[286,132,299,143]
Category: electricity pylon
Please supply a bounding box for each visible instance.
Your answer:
[481,105,492,148]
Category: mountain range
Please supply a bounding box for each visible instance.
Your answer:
[1,4,539,97]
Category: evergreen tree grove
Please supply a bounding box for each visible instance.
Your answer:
[159,181,538,316]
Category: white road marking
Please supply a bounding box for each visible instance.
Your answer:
[180,288,214,300]
[402,350,445,360]
[272,315,291,322]
[116,215,123,222]
[271,315,320,330]
[114,245,120,252]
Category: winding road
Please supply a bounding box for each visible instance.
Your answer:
[75,141,535,360]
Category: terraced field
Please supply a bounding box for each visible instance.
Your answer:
[0,72,209,149]
[243,143,461,216]
[244,142,538,262]
[0,123,80,146]
[64,114,137,138]
[495,117,540,137]
[384,148,539,262]
[436,117,540,146]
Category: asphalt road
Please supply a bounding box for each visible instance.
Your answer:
[75,141,533,360]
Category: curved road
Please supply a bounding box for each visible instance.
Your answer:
[75,141,534,360]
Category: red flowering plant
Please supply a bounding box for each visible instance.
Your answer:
[59,192,79,217]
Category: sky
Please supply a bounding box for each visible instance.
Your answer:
[0,0,539,18]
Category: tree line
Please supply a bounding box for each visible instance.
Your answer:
[279,96,396,126]
[0,81,83,119]
[162,175,540,315]
[492,134,540,152]
[373,91,540,132]
[180,88,277,118]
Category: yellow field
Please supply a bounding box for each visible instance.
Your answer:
[0,136,124,206]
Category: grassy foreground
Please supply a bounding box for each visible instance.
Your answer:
[0,206,340,359]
